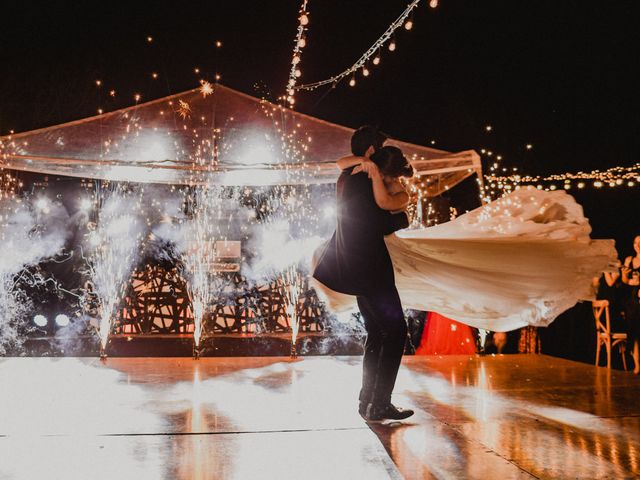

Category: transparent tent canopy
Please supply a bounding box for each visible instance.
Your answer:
[0,84,480,194]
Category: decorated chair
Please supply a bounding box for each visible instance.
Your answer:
[593,299,628,370]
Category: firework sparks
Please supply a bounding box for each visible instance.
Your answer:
[200,81,214,97]
[87,185,143,352]
[177,100,192,120]
[0,183,69,354]
[182,186,223,349]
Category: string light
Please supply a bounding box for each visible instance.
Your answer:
[349,77,356,87]
[146,36,153,43]
[487,163,640,191]
[215,40,222,48]
[294,0,426,92]
[362,67,370,77]
[429,0,438,7]
[285,0,310,106]
[405,19,414,30]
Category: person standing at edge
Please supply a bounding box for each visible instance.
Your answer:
[313,126,414,421]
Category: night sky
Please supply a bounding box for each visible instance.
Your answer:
[1,1,638,246]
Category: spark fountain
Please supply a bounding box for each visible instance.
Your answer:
[182,185,226,359]
[250,184,325,358]
[86,184,143,359]
[282,265,302,358]
[1,173,69,354]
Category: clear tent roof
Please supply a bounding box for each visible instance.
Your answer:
[0,84,480,195]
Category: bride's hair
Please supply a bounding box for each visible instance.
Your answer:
[371,146,414,178]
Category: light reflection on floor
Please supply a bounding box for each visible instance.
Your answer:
[1,354,639,479]
[390,355,640,479]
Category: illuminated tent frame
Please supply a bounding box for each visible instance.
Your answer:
[0,84,481,195]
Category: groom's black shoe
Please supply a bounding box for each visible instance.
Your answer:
[362,403,414,422]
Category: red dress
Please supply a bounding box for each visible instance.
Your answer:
[415,312,477,355]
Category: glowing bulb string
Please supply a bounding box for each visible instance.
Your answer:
[293,0,430,92]
[486,162,640,191]
[285,0,310,105]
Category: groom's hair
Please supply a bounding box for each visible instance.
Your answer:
[351,125,387,156]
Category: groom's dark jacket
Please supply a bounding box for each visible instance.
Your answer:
[313,167,408,296]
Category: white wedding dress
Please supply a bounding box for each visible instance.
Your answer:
[312,187,618,332]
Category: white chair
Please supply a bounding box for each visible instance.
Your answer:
[593,299,628,370]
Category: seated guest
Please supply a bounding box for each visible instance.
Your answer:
[620,235,640,374]
[415,311,477,355]
[492,331,507,354]
[518,326,541,353]
[593,263,627,333]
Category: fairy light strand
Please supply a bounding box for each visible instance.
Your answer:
[294,0,428,91]
[285,0,310,105]
[487,162,640,191]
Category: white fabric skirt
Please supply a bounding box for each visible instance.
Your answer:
[311,187,617,332]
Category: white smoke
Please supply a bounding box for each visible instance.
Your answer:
[0,197,69,354]
[86,188,144,349]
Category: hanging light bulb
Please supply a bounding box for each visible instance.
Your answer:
[405,19,414,30]
[298,37,306,48]
[362,67,370,77]
[429,0,439,8]
[349,77,356,87]
[388,40,396,52]
[373,55,381,65]
[294,69,302,78]
[300,14,309,26]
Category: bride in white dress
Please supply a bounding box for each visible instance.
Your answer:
[312,153,618,332]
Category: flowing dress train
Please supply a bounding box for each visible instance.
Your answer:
[312,188,618,332]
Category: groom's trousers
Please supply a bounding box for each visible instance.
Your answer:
[357,286,407,407]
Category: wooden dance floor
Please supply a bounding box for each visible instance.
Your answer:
[1,354,639,479]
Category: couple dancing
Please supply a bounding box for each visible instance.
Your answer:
[312,125,617,422]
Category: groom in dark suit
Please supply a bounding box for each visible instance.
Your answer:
[313,126,414,421]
